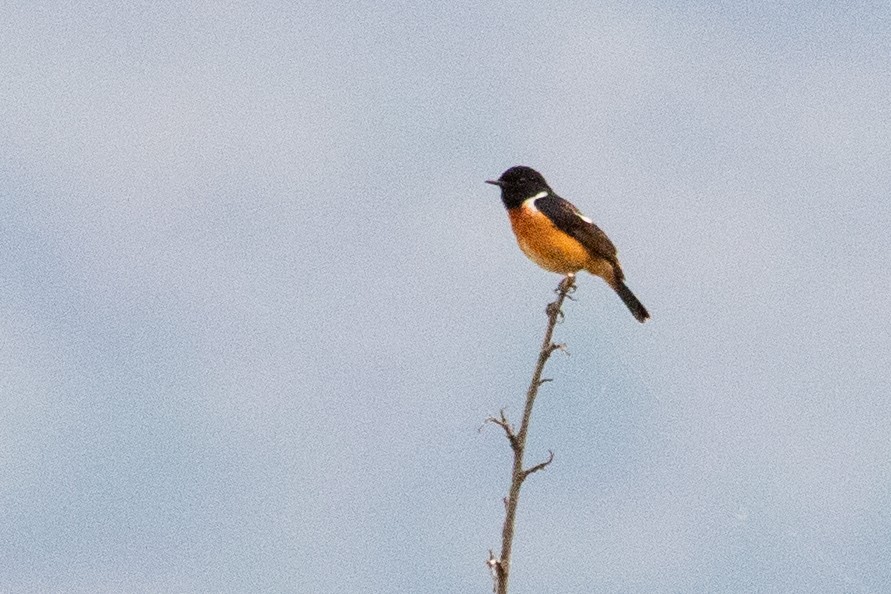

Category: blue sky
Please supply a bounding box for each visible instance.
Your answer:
[2,1,889,592]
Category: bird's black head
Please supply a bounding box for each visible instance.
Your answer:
[486,166,552,209]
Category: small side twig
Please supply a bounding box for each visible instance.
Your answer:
[485,274,575,594]
[522,450,555,480]
[484,409,518,451]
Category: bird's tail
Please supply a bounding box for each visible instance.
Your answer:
[615,282,650,323]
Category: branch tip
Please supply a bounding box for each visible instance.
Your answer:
[557,275,576,294]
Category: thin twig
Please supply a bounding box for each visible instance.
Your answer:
[486,551,499,593]
[484,409,518,450]
[522,450,555,480]
[487,274,575,594]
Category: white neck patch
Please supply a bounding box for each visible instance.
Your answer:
[522,191,548,211]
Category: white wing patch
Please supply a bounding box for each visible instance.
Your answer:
[577,213,593,224]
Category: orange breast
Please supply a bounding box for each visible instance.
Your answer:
[508,204,592,274]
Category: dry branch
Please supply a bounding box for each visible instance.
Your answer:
[487,274,576,594]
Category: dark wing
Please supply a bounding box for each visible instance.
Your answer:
[535,194,621,266]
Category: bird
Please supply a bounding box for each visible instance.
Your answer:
[487,166,650,323]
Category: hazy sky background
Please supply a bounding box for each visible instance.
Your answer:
[2,1,889,592]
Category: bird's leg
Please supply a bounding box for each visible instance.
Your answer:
[558,274,576,295]
[547,274,575,318]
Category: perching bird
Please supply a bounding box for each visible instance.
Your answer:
[487,166,649,323]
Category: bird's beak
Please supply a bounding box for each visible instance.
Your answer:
[485,179,503,186]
